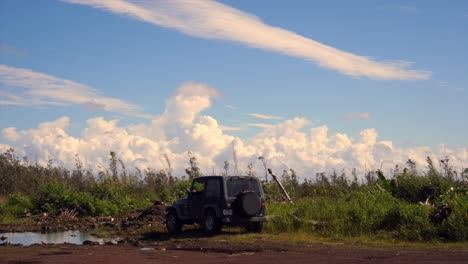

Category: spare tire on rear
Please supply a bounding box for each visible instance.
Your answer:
[233,191,261,216]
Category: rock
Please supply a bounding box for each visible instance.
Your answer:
[83,240,100,245]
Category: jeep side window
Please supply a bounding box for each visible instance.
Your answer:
[191,181,205,194]
[205,179,221,198]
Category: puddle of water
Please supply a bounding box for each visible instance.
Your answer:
[0,231,121,246]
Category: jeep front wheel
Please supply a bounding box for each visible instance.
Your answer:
[203,210,221,235]
[166,210,182,234]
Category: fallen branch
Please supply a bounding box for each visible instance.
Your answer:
[268,168,293,203]
[289,213,327,226]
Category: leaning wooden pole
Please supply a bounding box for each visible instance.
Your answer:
[268,168,293,203]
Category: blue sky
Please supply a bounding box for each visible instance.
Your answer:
[0,0,467,176]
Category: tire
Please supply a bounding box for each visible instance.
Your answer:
[203,210,221,235]
[234,191,261,216]
[166,210,182,234]
[245,222,263,233]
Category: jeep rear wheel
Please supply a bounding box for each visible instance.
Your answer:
[166,210,182,234]
[203,210,221,235]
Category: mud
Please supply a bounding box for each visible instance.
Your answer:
[1,240,467,264]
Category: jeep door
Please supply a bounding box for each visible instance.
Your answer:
[188,179,206,220]
[204,178,223,215]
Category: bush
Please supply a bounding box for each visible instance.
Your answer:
[36,182,83,212]
[381,203,436,241]
[391,173,452,203]
[0,193,35,217]
[436,187,468,241]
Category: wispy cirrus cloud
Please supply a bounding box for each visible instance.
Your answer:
[248,113,283,120]
[344,112,371,120]
[0,64,152,119]
[246,123,275,129]
[221,126,244,132]
[62,0,430,80]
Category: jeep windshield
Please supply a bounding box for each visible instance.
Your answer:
[226,177,261,197]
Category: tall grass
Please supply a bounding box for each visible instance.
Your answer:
[266,185,467,241]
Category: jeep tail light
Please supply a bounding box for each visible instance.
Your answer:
[226,203,231,209]
[261,202,265,210]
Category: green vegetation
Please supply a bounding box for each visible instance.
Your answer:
[266,187,466,242]
[0,148,190,220]
[265,164,467,242]
[0,148,467,242]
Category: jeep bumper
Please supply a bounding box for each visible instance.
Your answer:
[222,216,267,224]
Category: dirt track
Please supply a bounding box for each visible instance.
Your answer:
[1,239,467,264]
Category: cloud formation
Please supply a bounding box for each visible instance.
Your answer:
[62,0,430,80]
[0,65,151,119]
[2,82,465,180]
[248,113,283,120]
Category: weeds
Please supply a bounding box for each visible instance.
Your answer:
[266,185,467,242]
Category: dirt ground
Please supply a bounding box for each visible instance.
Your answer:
[1,239,467,264]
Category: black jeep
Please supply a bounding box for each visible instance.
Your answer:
[165,176,267,234]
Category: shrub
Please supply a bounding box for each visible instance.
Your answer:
[381,203,436,241]
[0,193,35,217]
[436,187,468,241]
[391,173,452,203]
[35,182,82,212]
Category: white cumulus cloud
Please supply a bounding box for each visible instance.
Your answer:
[2,82,466,181]
[62,0,430,80]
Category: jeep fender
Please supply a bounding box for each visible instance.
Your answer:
[166,205,187,220]
[166,205,178,216]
